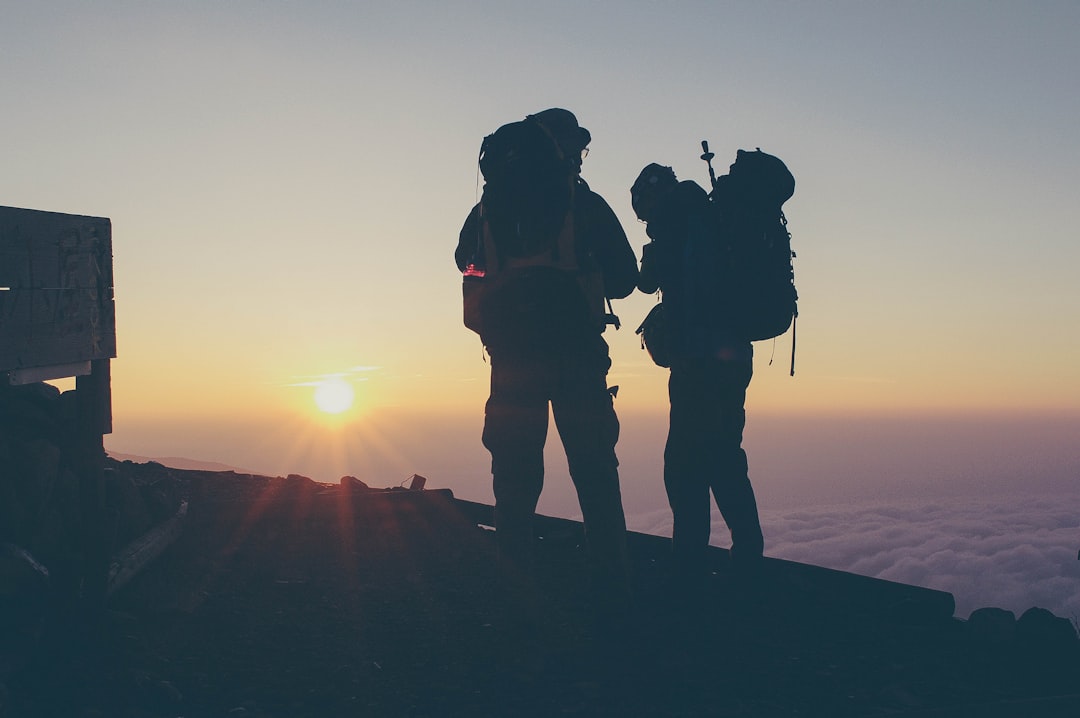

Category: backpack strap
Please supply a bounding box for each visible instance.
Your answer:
[479,193,577,277]
[525,114,568,164]
[782,209,797,376]
[789,313,797,376]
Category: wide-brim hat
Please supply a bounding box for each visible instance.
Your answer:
[529,108,591,156]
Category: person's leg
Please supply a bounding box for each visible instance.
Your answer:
[705,360,764,565]
[550,353,629,598]
[665,364,714,571]
[482,358,550,572]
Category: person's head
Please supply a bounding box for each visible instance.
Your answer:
[630,164,678,223]
[528,108,591,171]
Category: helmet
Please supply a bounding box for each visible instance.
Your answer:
[630,163,677,223]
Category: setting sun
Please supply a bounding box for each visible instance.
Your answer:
[313,377,355,414]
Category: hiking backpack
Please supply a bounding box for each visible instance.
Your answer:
[696,146,799,371]
[461,117,612,350]
[711,148,797,335]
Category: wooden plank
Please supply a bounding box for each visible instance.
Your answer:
[9,360,92,385]
[0,288,116,369]
[107,501,189,597]
[0,206,115,373]
[0,206,112,288]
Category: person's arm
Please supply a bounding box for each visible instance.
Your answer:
[579,190,638,299]
[455,204,482,272]
[637,241,660,294]
[636,181,708,294]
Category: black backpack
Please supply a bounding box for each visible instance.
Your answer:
[695,147,799,371]
[462,118,608,351]
[477,119,575,259]
[714,149,797,336]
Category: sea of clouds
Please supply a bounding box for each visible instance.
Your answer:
[113,410,1080,623]
[610,412,1080,622]
[627,490,1080,623]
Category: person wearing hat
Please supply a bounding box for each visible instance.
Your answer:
[632,163,765,585]
[455,109,638,615]
[528,107,592,175]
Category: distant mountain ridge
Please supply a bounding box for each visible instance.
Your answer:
[106,451,258,475]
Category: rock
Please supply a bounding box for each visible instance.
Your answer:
[0,382,184,617]
[0,542,50,586]
[28,506,75,571]
[56,389,80,425]
[0,543,50,644]
[0,383,61,438]
[140,482,179,523]
[52,469,82,526]
[0,462,28,541]
[154,680,183,704]
[967,607,1016,644]
[341,475,370,491]
[106,471,153,546]
[14,382,61,403]
[21,438,61,513]
[1016,607,1078,651]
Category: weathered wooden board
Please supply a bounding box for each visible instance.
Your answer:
[0,206,116,372]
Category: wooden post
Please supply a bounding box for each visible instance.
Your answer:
[76,359,112,607]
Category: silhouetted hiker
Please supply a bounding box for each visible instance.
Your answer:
[456,109,638,607]
[632,162,766,580]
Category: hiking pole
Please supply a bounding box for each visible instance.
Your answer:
[700,140,717,190]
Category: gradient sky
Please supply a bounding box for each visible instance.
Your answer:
[3,2,1078,475]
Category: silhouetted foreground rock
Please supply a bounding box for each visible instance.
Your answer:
[1,382,186,612]
[2,465,1079,717]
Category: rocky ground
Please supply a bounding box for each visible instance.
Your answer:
[2,462,1079,718]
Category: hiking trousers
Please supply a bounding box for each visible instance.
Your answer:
[664,357,764,570]
[482,348,629,589]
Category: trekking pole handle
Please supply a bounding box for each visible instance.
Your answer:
[701,140,717,189]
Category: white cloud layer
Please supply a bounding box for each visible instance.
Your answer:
[630,491,1080,622]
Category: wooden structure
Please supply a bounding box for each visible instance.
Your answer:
[1,205,116,604]
[0,205,115,389]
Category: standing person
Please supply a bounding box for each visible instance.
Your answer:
[456,109,638,604]
[631,163,765,580]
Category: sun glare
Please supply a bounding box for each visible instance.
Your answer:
[313,377,355,414]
